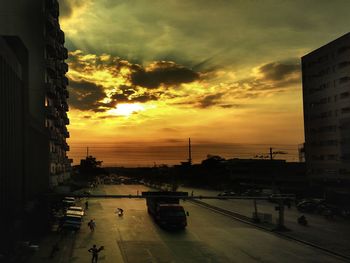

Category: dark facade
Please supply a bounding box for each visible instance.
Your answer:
[0,0,71,255]
[302,33,350,183]
[0,36,28,254]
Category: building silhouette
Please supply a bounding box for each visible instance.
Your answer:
[0,0,71,255]
[0,36,28,256]
[302,33,350,184]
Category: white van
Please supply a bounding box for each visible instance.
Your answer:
[66,206,84,217]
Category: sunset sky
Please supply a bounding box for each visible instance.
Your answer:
[60,0,350,166]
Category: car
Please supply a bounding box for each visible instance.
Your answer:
[62,197,76,207]
[61,214,83,230]
[242,189,261,196]
[296,199,323,213]
[218,191,236,197]
[66,206,85,217]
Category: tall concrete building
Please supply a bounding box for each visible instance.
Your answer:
[0,36,28,255]
[0,0,71,254]
[302,33,350,184]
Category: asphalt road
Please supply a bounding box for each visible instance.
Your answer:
[63,184,347,263]
[179,186,350,257]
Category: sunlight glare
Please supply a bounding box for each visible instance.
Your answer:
[108,103,144,116]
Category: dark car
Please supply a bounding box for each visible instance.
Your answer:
[297,199,325,213]
[242,189,261,196]
[218,191,236,197]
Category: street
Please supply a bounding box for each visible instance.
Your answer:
[29,184,347,263]
[179,186,350,258]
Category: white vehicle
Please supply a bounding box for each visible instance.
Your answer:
[66,206,85,217]
[62,197,76,207]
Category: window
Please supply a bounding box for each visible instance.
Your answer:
[327,154,337,160]
[341,107,350,114]
[339,77,350,84]
[340,92,350,99]
[338,61,350,69]
[338,46,350,54]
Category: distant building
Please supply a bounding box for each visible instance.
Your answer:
[0,0,71,255]
[302,33,350,183]
[298,143,305,163]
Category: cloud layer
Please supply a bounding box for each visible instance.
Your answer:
[67,50,301,114]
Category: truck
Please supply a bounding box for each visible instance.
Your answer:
[142,191,188,229]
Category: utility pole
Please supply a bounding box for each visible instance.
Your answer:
[269,147,273,160]
[188,138,192,165]
[87,147,89,158]
[276,198,287,231]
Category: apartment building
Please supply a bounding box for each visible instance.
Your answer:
[0,0,71,254]
[0,36,28,254]
[0,0,71,190]
[302,33,350,183]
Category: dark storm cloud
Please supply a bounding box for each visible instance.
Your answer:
[68,79,106,112]
[237,61,301,92]
[59,0,87,18]
[259,62,300,82]
[130,61,199,89]
[62,0,350,73]
[198,93,225,108]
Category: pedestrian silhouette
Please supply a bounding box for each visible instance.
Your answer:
[88,244,104,263]
[88,219,96,232]
[85,200,89,210]
[49,242,59,258]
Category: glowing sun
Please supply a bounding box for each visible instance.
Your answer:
[107,103,144,116]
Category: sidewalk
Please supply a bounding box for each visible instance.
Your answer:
[26,226,76,263]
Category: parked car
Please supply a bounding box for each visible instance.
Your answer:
[61,214,83,230]
[62,197,76,207]
[218,191,236,197]
[242,189,261,196]
[297,199,325,213]
[66,206,85,217]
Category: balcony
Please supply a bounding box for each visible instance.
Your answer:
[46,105,57,119]
[62,101,69,111]
[45,10,59,31]
[49,152,58,162]
[58,47,68,60]
[45,58,56,76]
[53,99,61,109]
[61,126,70,138]
[62,76,69,86]
[55,136,63,146]
[64,116,70,125]
[63,89,69,98]
[45,36,57,58]
[61,62,68,73]
[58,30,65,44]
[55,118,64,128]
[46,82,57,98]
[48,128,58,141]
[65,143,70,152]
[54,78,62,89]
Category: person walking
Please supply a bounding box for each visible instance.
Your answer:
[88,244,104,263]
[85,200,89,210]
[49,242,59,258]
[88,219,96,232]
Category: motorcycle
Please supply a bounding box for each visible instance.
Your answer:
[116,208,124,217]
[298,216,308,226]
